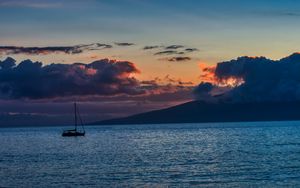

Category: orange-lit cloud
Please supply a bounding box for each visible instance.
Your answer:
[198,62,217,83]
[199,62,244,87]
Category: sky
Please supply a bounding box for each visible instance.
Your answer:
[1,0,300,126]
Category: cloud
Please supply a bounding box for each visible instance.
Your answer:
[160,56,192,62]
[165,45,184,50]
[141,75,194,88]
[139,77,194,102]
[95,43,113,49]
[0,43,112,55]
[279,12,300,17]
[0,57,195,102]
[185,48,199,53]
[143,45,199,56]
[143,45,160,50]
[114,42,135,46]
[194,82,214,100]
[154,50,184,55]
[195,53,300,103]
[257,10,300,17]
[0,67,196,126]
[0,0,62,8]
[198,62,217,83]
[0,86,194,126]
[0,57,142,99]
[141,44,199,57]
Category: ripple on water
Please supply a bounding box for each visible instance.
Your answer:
[1,122,300,187]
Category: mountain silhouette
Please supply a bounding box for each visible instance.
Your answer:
[91,100,300,125]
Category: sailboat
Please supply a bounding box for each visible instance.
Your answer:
[62,102,85,137]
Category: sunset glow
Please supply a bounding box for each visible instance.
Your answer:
[3,1,300,187]
[1,0,300,125]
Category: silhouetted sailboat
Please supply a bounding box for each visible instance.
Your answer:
[62,102,85,137]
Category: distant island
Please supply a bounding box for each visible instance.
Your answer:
[91,101,300,125]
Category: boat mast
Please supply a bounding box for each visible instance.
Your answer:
[74,102,77,131]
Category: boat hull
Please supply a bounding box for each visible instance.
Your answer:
[62,131,85,137]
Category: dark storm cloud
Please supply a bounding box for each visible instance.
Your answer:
[0,57,142,99]
[193,82,214,100]
[194,82,213,93]
[195,53,300,103]
[114,42,135,46]
[0,43,112,55]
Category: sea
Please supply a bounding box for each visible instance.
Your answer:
[2,121,300,187]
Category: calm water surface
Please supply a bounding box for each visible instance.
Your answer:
[2,122,300,187]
